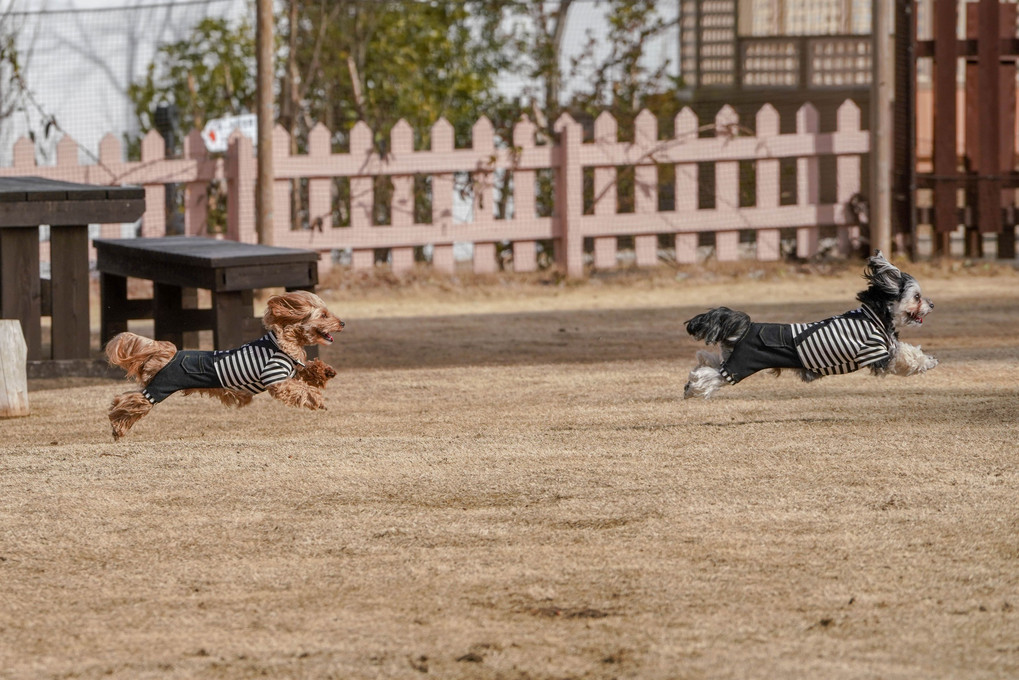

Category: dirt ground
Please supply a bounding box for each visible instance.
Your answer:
[3,260,1018,679]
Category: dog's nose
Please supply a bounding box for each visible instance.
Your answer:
[927,299,934,310]
[339,320,346,328]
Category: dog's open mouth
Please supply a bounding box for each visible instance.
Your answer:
[908,312,924,325]
[319,330,335,343]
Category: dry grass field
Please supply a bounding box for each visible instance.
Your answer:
[3,260,1018,679]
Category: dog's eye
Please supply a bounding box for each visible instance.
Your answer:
[913,293,921,301]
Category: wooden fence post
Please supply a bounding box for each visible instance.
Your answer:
[674,108,700,264]
[930,0,958,256]
[471,116,498,274]
[184,129,210,236]
[633,109,659,267]
[430,118,456,273]
[307,123,333,272]
[555,113,584,277]
[390,119,416,273]
[592,111,619,269]
[140,130,166,238]
[796,103,820,258]
[349,121,375,269]
[715,106,740,261]
[836,100,863,256]
[271,124,292,247]
[511,116,538,272]
[0,320,29,418]
[756,104,781,261]
[227,132,257,243]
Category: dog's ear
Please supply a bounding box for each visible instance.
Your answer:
[264,293,311,326]
[864,250,902,295]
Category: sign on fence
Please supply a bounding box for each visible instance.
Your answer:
[200,114,257,153]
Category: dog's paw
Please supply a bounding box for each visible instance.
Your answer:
[921,354,939,372]
[298,359,338,388]
[304,392,326,410]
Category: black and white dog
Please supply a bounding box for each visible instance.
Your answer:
[684,251,937,399]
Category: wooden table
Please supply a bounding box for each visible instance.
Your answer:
[94,236,320,351]
[0,176,144,361]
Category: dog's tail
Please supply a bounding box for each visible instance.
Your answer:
[105,332,178,385]
[685,307,751,347]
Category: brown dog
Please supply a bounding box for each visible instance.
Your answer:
[105,290,343,440]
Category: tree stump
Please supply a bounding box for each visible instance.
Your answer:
[0,320,30,417]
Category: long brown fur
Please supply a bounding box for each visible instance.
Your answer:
[106,290,343,440]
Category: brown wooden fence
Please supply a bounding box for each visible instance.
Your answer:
[913,0,1019,259]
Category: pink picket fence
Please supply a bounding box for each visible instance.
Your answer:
[1,101,868,277]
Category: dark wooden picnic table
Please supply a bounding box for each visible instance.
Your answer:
[0,176,144,361]
[94,236,320,352]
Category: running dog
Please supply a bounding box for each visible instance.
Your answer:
[684,251,937,398]
[105,290,343,439]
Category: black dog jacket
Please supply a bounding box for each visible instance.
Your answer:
[719,307,892,385]
[718,323,803,385]
[142,332,301,404]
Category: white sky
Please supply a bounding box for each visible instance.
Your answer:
[1,0,679,164]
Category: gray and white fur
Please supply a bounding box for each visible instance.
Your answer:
[683,251,937,399]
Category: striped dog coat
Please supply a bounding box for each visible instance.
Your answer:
[141,332,301,404]
[718,306,892,385]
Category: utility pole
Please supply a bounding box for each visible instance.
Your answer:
[255,0,274,245]
[870,0,892,255]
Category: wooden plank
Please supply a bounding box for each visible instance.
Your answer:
[555,116,585,278]
[99,273,141,344]
[272,219,555,250]
[0,199,145,227]
[49,225,90,360]
[0,176,144,202]
[633,111,658,268]
[96,252,219,289]
[579,203,848,236]
[96,239,315,290]
[180,287,201,349]
[0,229,42,360]
[153,283,185,347]
[917,172,1019,189]
[27,358,123,380]
[512,241,537,272]
[796,104,820,258]
[94,237,318,269]
[916,37,1019,59]
[975,0,1002,238]
[893,0,917,253]
[999,4,1017,258]
[756,106,781,261]
[568,131,870,167]
[40,277,51,317]
[218,262,317,291]
[212,290,255,349]
[932,0,959,236]
[592,113,618,270]
[150,306,216,335]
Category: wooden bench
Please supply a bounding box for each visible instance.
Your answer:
[0,176,145,361]
[94,236,320,353]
